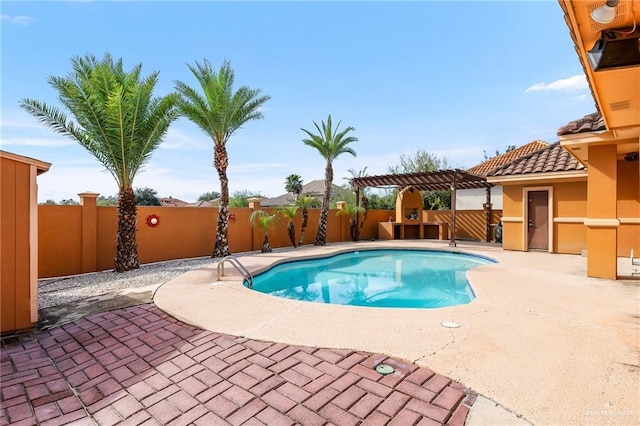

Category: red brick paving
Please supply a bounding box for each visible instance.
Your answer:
[1,304,475,425]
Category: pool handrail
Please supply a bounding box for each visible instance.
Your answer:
[217,255,254,287]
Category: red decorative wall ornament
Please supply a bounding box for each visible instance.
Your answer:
[146,214,160,227]
[229,213,236,223]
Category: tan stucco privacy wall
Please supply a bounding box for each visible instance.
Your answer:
[37,197,497,278]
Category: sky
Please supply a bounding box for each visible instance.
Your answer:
[1,0,595,203]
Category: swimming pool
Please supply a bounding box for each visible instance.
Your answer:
[247,249,494,308]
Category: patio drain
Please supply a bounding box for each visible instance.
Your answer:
[441,321,460,328]
[375,364,395,375]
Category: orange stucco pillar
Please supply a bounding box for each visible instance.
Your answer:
[585,145,618,279]
[248,197,261,251]
[79,192,99,273]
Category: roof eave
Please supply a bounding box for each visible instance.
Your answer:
[0,150,52,174]
[487,170,587,184]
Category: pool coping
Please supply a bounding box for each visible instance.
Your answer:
[153,240,640,425]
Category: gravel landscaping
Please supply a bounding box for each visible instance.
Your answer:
[38,257,217,309]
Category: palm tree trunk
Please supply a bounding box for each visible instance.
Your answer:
[314,163,333,246]
[298,208,308,246]
[262,231,272,253]
[212,144,231,258]
[287,221,296,248]
[115,186,139,272]
[350,217,357,241]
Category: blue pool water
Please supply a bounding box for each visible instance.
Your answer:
[247,249,494,308]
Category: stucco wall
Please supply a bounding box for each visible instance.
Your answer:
[617,158,640,257]
[501,185,524,251]
[0,156,38,332]
[500,180,589,255]
[38,204,491,278]
[456,186,503,210]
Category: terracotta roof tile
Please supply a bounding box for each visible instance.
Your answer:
[487,142,585,177]
[468,140,549,176]
[556,112,605,136]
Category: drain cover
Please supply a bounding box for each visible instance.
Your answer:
[441,321,460,328]
[375,364,395,375]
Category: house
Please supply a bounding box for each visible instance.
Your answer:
[456,140,549,210]
[488,0,640,280]
[261,179,340,207]
[159,196,189,207]
[486,142,588,255]
[187,200,219,208]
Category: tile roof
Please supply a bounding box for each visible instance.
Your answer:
[487,142,585,177]
[261,179,340,207]
[557,112,606,136]
[468,140,549,176]
[160,196,189,207]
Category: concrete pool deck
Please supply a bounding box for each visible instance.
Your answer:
[154,240,640,425]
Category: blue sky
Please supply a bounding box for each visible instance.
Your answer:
[1,0,594,203]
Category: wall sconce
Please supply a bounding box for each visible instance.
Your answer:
[591,0,620,24]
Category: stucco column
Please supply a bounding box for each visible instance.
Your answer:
[585,145,618,279]
[248,198,261,251]
[336,201,347,241]
[248,198,261,210]
[79,192,99,273]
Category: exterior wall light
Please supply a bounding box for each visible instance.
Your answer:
[146,214,160,227]
[591,0,620,24]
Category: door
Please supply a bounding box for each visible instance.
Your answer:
[527,191,548,251]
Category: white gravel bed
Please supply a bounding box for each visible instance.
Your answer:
[38,257,217,309]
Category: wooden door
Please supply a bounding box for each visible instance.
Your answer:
[527,191,548,251]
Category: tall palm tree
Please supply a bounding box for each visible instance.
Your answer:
[250,210,278,253]
[302,115,358,245]
[175,60,270,258]
[284,174,303,201]
[278,205,299,248]
[295,195,320,246]
[21,53,178,272]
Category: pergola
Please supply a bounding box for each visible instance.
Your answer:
[350,169,493,246]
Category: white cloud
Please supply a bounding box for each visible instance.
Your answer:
[1,14,35,25]
[1,136,75,147]
[228,162,288,173]
[160,127,209,150]
[525,75,588,93]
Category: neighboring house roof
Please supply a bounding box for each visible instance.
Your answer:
[487,142,585,177]
[261,179,339,207]
[556,112,606,136]
[160,196,189,207]
[187,200,218,207]
[468,140,549,176]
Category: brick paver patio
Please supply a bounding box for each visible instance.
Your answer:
[1,304,475,425]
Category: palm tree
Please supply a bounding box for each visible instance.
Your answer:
[295,195,320,246]
[284,174,303,201]
[347,167,370,240]
[250,210,278,253]
[21,53,178,272]
[336,204,366,241]
[302,115,358,246]
[175,60,270,258]
[278,205,299,248]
